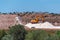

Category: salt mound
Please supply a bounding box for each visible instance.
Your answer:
[25,23,42,28]
[40,22,54,28]
[25,22,54,28]
[25,23,32,27]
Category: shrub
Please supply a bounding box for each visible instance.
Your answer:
[2,35,13,40]
[25,30,48,40]
[25,30,60,40]
[46,33,59,40]
[56,31,60,40]
[0,30,6,40]
[9,24,27,40]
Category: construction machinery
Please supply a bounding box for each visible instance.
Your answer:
[31,15,44,23]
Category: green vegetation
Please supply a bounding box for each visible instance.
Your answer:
[25,30,48,40]
[8,24,27,40]
[2,35,13,40]
[0,24,60,40]
[25,30,60,40]
[0,30,6,40]
[1,24,27,40]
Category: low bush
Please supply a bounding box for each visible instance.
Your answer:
[2,35,13,40]
[25,30,48,40]
[8,24,27,40]
[0,30,6,40]
[25,30,60,40]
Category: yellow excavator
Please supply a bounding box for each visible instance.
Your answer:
[31,15,44,23]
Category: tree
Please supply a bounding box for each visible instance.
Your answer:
[9,24,27,40]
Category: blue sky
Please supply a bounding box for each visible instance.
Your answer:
[0,0,60,13]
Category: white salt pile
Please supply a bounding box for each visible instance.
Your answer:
[25,22,54,28]
[40,22,54,28]
[25,23,42,28]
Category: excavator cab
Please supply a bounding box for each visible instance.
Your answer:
[31,15,44,23]
[31,19,38,23]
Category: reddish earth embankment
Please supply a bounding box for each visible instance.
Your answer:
[0,14,17,30]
